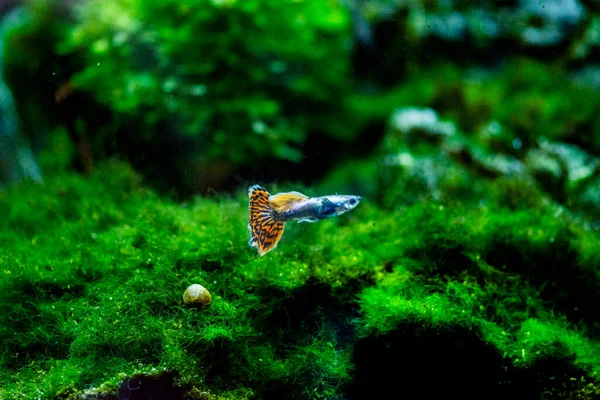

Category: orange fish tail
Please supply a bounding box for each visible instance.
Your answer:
[248,185,285,256]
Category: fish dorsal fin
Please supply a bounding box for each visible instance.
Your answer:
[269,191,309,213]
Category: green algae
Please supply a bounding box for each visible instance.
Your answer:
[1,161,600,399]
[1,1,600,398]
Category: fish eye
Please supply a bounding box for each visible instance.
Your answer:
[349,198,357,206]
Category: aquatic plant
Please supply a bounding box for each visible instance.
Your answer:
[2,2,600,399]
[59,0,351,164]
[1,161,599,398]
[2,0,354,194]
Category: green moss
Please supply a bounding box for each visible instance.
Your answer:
[0,162,356,398]
[355,203,600,385]
[1,161,600,398]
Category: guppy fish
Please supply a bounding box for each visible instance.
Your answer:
[248,185,361,256]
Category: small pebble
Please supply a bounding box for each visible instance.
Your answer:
[183,284,212,309]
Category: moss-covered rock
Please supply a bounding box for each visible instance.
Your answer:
[1,161,600,399]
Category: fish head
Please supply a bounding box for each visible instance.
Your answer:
[341,195,362,212]
[318,195,362,219]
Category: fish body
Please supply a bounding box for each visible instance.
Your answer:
[277,195,360,222]
[248,185,361,256]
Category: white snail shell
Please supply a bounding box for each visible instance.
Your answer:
[183,284,212,308]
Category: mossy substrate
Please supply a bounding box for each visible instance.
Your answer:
[1,162,600,399]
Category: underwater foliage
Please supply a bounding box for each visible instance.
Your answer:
[1,161,600,399]
[57,0,352,164]
[4,1,600,197]
[1,0,354,193]
[322,60,600,224]
[2,1,600,399]
[347,59,600,157]
[352,0,599,85]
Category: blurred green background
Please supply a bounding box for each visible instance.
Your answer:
[1,0,598,219]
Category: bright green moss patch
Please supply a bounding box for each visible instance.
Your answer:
[1,162,600,399]
[0,162,358,399]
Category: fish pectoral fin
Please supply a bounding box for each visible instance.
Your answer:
[297,218,318,223]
